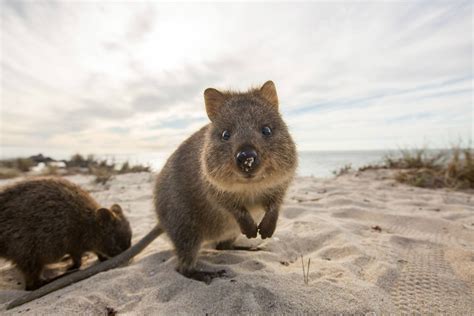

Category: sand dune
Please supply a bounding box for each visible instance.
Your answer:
[1,170,473,314]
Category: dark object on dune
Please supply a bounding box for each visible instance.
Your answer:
[371,225,382,232]
[29,153,55,164]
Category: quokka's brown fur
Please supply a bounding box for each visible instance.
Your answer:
[154,80,297,281]
[0,177,132,290]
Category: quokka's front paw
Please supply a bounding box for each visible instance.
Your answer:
[240,221,258,238]
[258,215,277,239]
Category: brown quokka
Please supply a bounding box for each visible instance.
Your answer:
[154,80,297,281]
[0,177,132,290]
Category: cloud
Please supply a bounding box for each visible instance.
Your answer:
[126,5,156,42]
[0,1,472,155]
[2,0,28,20]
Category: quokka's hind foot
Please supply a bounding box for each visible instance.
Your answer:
[215,238,261,251]
[215,238,236,250]
[181,268,228,284]
[97,254,108,262]
[176,246,228,284]
[18,262,45,291]
[65,253,82,271]
[24,277,48,291]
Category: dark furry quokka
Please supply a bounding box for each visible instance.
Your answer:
[154,80,297,281]
[0,177,132,290]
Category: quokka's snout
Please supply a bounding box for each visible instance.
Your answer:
[230,125,276,176]
[235,144,260,175]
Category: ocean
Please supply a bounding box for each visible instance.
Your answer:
[103,150,393,178]
[1,148,392,178]
[77,151,391,178]
[297,150,390,177]
[38,150,389,177]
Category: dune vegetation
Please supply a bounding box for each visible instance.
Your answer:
[0,154,150,184]
[359,146,474,190]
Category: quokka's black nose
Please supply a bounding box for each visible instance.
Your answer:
[236,149,259,172]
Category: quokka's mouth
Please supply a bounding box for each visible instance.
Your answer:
[234,166,258,179]
[232,160,267,182]
[236,170,267,182]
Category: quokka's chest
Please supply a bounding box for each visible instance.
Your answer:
[246,203,266,223]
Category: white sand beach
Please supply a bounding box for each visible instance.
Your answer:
[0,170,473,314]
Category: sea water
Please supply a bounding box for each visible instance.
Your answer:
[72,150,391,178]
[2,146,395,178]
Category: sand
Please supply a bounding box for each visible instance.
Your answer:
[0,170,473,314]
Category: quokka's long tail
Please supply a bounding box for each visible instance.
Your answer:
[7,225,165,310]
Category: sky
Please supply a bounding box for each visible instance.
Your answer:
[0,0,472,158]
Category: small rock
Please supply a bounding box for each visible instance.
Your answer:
[371,225,382,232]
[106,306,117,316]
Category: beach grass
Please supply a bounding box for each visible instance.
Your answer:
[360,146,474,190]
[0,158,35,178]
[0,154,151,183]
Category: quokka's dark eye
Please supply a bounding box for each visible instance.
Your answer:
[222,130,231,141]
[262,126,272,136]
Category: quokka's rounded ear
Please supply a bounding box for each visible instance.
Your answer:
[259,80,279,109]
[204,88,225,121]
[110,204,123,216]
[97,208,114,223]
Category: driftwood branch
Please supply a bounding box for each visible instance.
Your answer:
[7,225,163,310]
